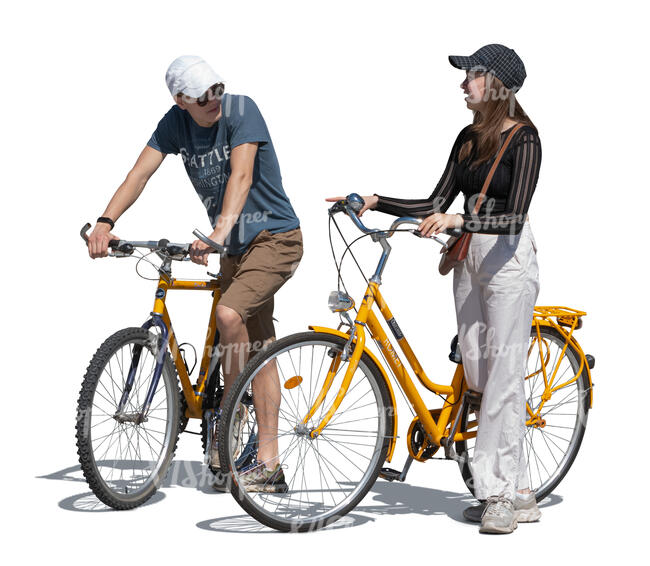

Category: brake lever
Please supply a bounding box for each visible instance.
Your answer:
[192,229,227,254]
[410,228,451,248]
[328,200,347,215]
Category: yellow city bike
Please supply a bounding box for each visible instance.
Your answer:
[76,223,241,509]
[217,194,595,532]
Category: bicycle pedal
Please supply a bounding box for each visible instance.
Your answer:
[465,390,482,411]
[378,467,403,482]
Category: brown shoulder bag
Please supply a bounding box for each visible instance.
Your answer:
[438,123,524,275]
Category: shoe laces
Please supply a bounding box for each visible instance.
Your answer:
[482,496,513,519]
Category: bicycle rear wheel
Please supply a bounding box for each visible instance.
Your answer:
[456,325,590,501]
[218,332,394,532]
[76,327,180,509]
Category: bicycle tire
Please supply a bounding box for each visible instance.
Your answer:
[218,331,394,532]
[456,325,590,502]
[76,327,181,509]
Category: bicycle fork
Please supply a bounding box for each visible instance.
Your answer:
[114,315,169,424]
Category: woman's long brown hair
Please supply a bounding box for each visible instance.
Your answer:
[458,72,537,170]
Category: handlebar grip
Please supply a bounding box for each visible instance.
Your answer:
[81,222,121,246]
[80,222,92,243]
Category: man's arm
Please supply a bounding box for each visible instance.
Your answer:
[87,146,166,258]
[189,142,258,264]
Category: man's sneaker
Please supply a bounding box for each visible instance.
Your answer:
[479,496,517,534]
[238,462,288,493]
[209,404,248,470]
[463,492,541,524]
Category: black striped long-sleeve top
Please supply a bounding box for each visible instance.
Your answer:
[374,124,542,234]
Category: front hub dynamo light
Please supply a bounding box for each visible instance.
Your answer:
[328,290,355,313]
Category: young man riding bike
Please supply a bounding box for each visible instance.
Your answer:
[86,55,303,492]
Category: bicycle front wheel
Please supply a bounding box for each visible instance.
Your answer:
[76,327,180,509]
[456,325,590,501]
[218,332,394,532]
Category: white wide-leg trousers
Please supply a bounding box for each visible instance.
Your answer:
[452,221,540,501]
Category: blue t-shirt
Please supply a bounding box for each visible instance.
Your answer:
[147,93,300,254]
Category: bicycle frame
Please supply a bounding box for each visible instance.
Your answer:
[308,281,469,451]
[307,286,594,454]
[118,271,222,421]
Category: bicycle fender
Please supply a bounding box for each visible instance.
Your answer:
[308,325,398,463]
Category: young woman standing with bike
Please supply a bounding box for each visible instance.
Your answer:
[329,44,543,534]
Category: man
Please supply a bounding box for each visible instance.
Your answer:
[87,55,303,492]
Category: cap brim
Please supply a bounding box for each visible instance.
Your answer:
[448,55,481,70]
[179,73,225,98]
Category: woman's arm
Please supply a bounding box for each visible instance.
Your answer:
[373,126,470,218]
[461,128,542,235]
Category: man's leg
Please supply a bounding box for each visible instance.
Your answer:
[250,345,281,469]
[214,304,250,397]
[246,297,281,469]
[214,303,281,469]
[216,229,303,473]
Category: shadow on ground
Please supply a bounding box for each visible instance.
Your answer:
[40,460,562,530]
[198,480,562,533]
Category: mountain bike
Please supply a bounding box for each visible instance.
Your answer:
[217,194,595,532]
[76,223,242,509]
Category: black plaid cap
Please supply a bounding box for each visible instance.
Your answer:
[449,44,526,91]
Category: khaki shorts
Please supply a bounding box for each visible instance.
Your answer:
[218,227,303,352]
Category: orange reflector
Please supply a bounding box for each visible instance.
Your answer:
[284,376,303,389]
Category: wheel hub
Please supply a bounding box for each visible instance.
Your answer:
[114,412,148,425]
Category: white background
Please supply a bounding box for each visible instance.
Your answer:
[2,0,647,563]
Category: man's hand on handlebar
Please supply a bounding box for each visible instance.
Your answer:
[189,238,216,266]
[418,213,464,237]
[325,195,378,217]
[87,223,119,259]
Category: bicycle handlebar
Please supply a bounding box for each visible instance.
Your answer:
[329,193,463,243]
[80,223,227,258]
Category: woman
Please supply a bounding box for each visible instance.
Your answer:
[327,44,542,534]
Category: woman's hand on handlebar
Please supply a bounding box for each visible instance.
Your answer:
[87,223,119,259]
[418,213,464,237]
[325,195,378,217]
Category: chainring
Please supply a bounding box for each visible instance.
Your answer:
[407,408,442,461]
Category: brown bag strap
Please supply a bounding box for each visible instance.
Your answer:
[472,122,525,214]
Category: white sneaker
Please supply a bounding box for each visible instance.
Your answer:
[464,492,542,524]
[514,491,542,522]
[479,496,517,534]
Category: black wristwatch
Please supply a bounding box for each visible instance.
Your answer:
[97,216,115,230]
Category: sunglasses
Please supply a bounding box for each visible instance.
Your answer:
[197,83,225,106]
[181,83,225,107]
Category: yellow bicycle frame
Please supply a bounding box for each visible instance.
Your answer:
[151,274,222,420]
[306,281,593,462]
